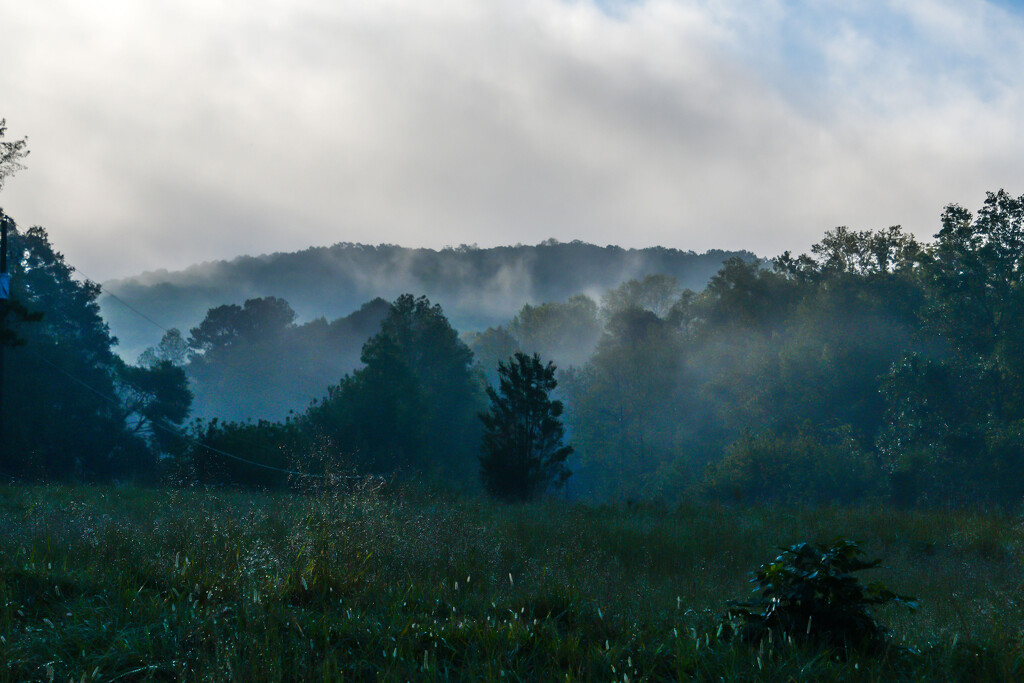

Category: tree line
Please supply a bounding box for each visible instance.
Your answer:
[101,238,751,362]
[3,187,1024,506]
[558,192,1024,507]
[0,218,191,480]
[0,233,569,500]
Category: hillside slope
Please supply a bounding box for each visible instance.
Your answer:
[101,240,752,361]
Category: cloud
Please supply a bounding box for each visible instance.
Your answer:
[0,0,1022,281]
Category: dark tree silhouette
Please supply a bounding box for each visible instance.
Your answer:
[187,296,296,355]
[115,358,193,454]
[479,352,571,502]
[305,294,482,480]
[0,221,166,479]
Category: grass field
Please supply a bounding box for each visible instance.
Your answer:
[2,482,1023,681]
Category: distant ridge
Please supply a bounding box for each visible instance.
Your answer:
[101,239,755,360]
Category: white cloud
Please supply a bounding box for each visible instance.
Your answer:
[1,0,1022,280]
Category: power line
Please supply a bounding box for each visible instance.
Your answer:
[101,288,173,334]
[70,267,174,335]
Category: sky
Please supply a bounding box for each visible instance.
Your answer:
[1,0,1023,282]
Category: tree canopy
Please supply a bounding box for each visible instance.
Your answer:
[0,218,190,480]
[304,294,484,483]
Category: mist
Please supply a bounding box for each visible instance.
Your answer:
[5,1,1024,675]
[102,239,748,360]
[110,241,746,425]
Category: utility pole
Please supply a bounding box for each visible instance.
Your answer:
[0,213,8,458]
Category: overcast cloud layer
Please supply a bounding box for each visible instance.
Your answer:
[1,0,1023,281]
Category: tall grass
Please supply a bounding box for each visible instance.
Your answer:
[1,483,1023,680]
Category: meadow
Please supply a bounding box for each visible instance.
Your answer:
[2,482,1023,681]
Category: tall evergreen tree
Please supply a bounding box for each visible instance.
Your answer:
[479,352,571,502]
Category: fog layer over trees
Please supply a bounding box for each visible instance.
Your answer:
[6,191,1024,507]
[102,242,747,423]
[185,297,389,422]
[101,241,750,361]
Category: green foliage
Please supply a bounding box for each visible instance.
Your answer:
[923,191,1024,361]
[701,256,798,330]
[562,223,938,503]
[115,358,193,454]
[169,294,483,488]
[601,274,681,320]
[308,334,425,475]
[0,220,162,481]
[781,225,922,279]
[704,428,880,505]
[872,191,1024,506]
[10,182,1019,506]
[188,296,296,355]
[507,294,601,368]
[726,540,916,652]
[185,298,388,423]
[878,354,980,505]
[5,485,1024,680]
[306,294,483,483]
[565,306,684,499]
[103,241,750,363]
[479,352,572,502]
[175,417,310,488]
[0,291,43,349]
[466,325,520,385]
[878,355,1024,507]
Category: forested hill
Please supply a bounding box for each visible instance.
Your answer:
[101,240,751,360]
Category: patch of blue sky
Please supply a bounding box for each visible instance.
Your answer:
[576,0,1018,117]
[719,1,1018,114]
[990,0,1024,13]
[588,0,640,20]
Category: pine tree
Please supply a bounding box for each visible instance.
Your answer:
[479,352,572,501]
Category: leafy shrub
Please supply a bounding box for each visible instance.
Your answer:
[725,539,916,652]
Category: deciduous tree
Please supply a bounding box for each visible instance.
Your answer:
[307,294,483,481]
